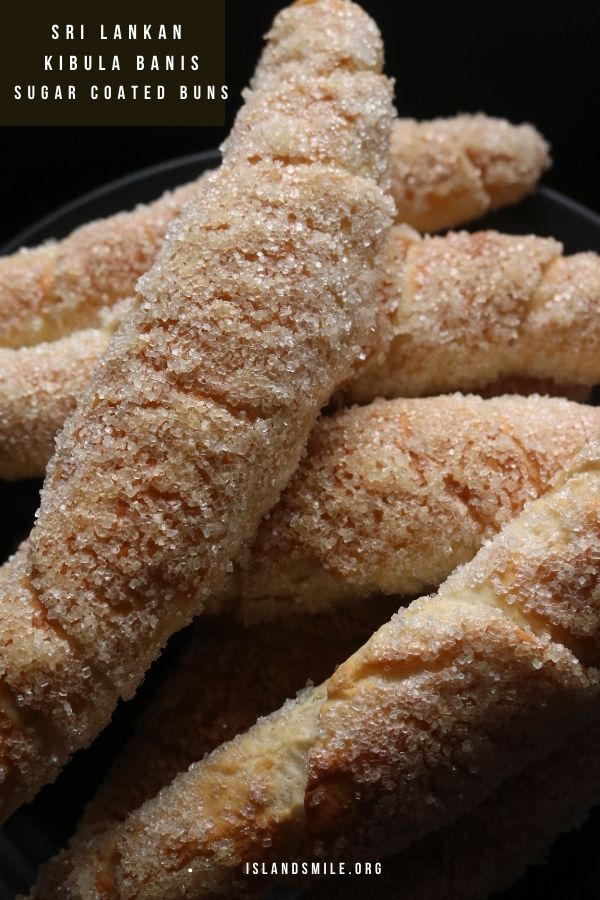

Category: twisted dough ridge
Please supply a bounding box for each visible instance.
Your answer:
[0,0,395,818]
[305,715,600,900]
[4,393,594,835]
[216,394,600,622]
[0,181,202,349]
[27,415,600,898]
[347,226,600,402]
[26,611,390,897]
[0,115,548,350]
[0,301,127,480]
[6,394,599,619]
[2,227,599,481]
[390,113,550,232]
[302,440,600,852]
[81,612,386,843]
[32,622,600,900]
[20,393,598,856]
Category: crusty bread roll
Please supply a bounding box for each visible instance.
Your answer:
[3,391,595,847]
[0,0,395,819]
[0,181,202,349]
[79,611,390,843]
[0,301,127,480]
[4,392,593,829]
[3,226,599,481]
[19,392,599,892]
[27,432,600,899]
[0,115,548,350]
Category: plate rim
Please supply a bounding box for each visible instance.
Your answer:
[0,148,222,255]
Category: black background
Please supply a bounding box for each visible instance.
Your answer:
[1,0,599,246]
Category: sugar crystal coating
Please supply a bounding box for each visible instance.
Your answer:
[0,115,549,351]
[3,227,599,481]
[303,440,600,857]
[390,113,550,232]
[305,709,600,900]
[6,392,597,624]
[27,394,600,896]
[0,0,395,820]
[215,394,600,622]
[0,327,112,479]
[27,434,600,898]
[0,181,203,349]
[347,227,600,402]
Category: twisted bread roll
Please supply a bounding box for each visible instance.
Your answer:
[305,716,600,900]
[0,181,202,349]
[347,226,600,402]
[1,393,595,843]
[5,394,598,620]
[0,0,395,818]
[217,394,600,623]
[80,611,389,843]
[22,393,596,847]
[3,227,598,481]
[301,440,600,851]
[35,618,600,900]
[0,303,127,480]
[389,114,550,232]
[0,115,548,350]
[3,391,589,869]
[27,435,600,898]
[2,393,593,829]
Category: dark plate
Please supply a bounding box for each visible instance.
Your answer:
[1,156,600,900]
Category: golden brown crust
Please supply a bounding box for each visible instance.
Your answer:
[305,716,600,900]
[76,621,600,900]
[44,631,600,900]
[223,72,393,189]
[250,0,384,89]
[4,390,593,846]
[31,390,600,893]
[31,163,393,684]
[0,0,394,819]
[0,329,110,479]
[34,392,598,846]
[0,181,201,349]
[77,611,387,843]
[303,442,600,854]
[7,393,597,840]
[5,392,598,601]
[111,445,600,898]
[0,549,116,818]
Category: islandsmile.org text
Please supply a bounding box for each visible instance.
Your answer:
[244,860,382,876]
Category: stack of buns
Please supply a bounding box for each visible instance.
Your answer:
[0,1,598,898]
